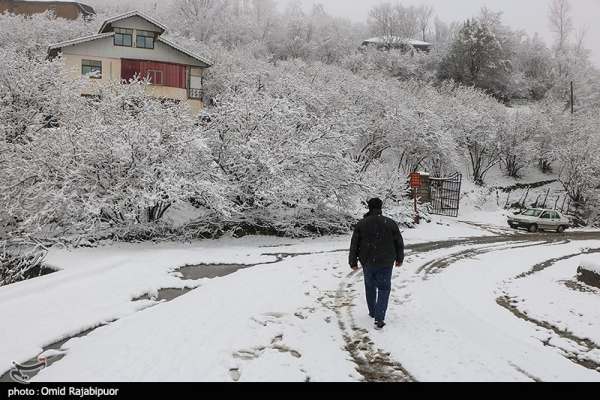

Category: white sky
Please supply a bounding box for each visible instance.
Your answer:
[284,0,600,66]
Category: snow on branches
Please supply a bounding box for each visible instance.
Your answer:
[2,4,600,239]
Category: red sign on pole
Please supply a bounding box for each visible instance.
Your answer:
[410,173,422,189]
[409,173,421,224]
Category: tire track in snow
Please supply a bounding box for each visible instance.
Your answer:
[416,240,559,277]
[406,232,600,378]
[3,230,598,382]
[515,248,600,279]
[326,231,598,381]
[497,246,600,375]
[497,296,600,373]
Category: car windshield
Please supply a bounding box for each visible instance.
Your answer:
[522,209,543,217]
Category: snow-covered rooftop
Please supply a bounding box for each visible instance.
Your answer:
[98,10,168,35]
[157,36,213,67]
[363,36,432,47]
[6,0,95,16]
[48,32,114,50]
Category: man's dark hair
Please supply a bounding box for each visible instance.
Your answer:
[367,198,383,211]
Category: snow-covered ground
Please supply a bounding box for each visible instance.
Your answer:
[1,214,600,382]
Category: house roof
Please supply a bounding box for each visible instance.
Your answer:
[363,36,432,47]
[76,2,94,16]
[158,36,213,67]
[98,10,168,34]
[48,31,114,50]
[2,1,96,17]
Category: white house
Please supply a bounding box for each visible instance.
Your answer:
[48,10,212,113]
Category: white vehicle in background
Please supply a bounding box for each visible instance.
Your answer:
[507,209,571,233]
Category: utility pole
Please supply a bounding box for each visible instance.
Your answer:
[570,81,574,114]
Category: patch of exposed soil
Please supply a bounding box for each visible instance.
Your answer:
[495,179,558,193]
[562,280,599,294]
[577,268,600,290]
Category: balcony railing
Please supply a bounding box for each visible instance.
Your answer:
[188,88,203,100]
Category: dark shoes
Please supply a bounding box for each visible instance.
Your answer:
[369,313,385,330]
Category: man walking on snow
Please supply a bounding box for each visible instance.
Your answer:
[349,198,404,330]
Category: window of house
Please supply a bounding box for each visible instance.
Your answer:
[81,59,102,79]
[136,30,155,49]
[114,28,133,47]
[146,70,163,85]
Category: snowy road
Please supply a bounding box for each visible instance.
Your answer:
[1,222,600,382]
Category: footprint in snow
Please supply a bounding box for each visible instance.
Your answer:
[229,368,241,382]
[263,312,286,318]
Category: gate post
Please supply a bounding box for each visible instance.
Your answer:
[413,188,420,224]
[410,173,422,224]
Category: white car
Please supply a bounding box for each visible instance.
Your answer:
[507,209,571,233]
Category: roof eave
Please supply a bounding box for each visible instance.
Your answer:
[98,11,168,35]
[48,32,114,52]
[157,37,213,68]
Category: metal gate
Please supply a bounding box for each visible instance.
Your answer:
[429,173,462,217]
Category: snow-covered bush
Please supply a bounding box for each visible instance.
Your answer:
[5,4,600,240]
[0,12,94,57]
[199,61,365,236]
[498,108,543,178]
[1,78,228,238]
[553,111,600,206]
[0,243,48,287]
[340,47,441,83]
[0,46,82,144]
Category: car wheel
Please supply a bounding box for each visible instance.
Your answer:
[528,224,538,233]
[557,225,566,233]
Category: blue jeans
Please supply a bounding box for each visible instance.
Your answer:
[362,265,394,322]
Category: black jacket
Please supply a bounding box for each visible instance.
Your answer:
[349,210,404,268]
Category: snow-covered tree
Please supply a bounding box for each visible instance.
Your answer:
[498,108,541,178]
[553,111,600,207]
[200,60,365,235]
[1,76,226,237]
[0,12,94,57]
[548,0,573,53]
[438,10,519,101]
[367,2,419,43]
[416,5,434,42]
[438,84,507,184]
[514,34,555,100]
